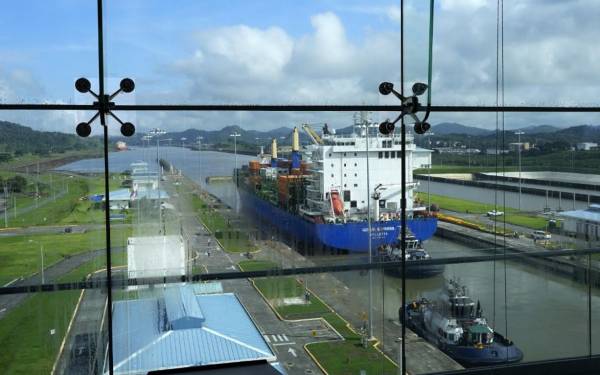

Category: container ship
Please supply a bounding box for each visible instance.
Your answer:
[235,114,437,254]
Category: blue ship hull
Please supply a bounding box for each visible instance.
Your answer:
[405,304,524,367]
[239,188,437,253]
[443,335,524,367]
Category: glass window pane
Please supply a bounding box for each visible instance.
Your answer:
[0,116,107,374]
[104,0,402,105]
[0,1,98,106]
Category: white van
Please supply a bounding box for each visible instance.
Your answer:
[533,230,551,240]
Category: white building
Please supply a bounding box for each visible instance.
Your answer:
[576,142,598,151]
[413,147,433,169]
[558,204,600,241]
[127,235,188,283]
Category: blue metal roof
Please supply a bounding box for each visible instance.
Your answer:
[164,286,205,330]
[111,287,278,374]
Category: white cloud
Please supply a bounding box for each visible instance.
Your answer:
[4,2,600,133]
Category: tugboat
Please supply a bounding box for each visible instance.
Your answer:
[376,235,444,278]
[404,279,523,367]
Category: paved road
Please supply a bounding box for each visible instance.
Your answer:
[177,177,462,374]
[172,178,326,375]
[0,247,123,320]
[0,223,131,238]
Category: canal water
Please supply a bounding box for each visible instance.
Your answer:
[60,147,600,364]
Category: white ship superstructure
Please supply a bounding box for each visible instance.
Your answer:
[301,114,422,222]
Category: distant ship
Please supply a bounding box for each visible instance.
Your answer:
[116,141,128,151]
[404,279,523,367]
[235,113,437,254]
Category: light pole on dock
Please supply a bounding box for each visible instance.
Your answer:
[197,136,204,187]
[149,128,167,234]
[427,131,435,212]
[515,131,524,211]
[230,132,241,214]
[29,239,45,284]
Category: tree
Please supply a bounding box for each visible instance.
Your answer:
[7,175,27,193]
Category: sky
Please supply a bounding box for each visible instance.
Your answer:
[1,0,600,135]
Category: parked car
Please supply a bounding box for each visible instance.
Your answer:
[532,230,551,240]
[487,210,504,217]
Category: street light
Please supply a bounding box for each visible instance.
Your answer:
[230,132,241,214]
[427,132,435,212]
[515,131,525,211]
[29,239,45,284]
[196,136,204,184]
[395,337,403,375]
[148,128,167,234]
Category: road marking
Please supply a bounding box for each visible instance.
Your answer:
[282,334,288,341]
[288,348,297,357]
[273,342,296,347]
[263,335,270,343]
[3,278,19,287]
[277,334,285,342]
[271,335,278,342]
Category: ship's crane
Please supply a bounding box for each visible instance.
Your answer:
[301,123,324,145]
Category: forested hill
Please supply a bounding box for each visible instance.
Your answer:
[0,120,101,158]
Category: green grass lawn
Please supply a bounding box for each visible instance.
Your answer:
[0,150,101,171]
[0,226,130,374]
[0,227,131,286]
[306,339,397,375]
[5,173,125,227]
[252,276,331,319]
[243,262,395,373]
[0,290,81,374]
[418,192,548,230]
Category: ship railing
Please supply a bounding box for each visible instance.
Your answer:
[322,132,415,143]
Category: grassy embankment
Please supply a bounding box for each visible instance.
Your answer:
[0,228,130,375]
[2,172,127,227]
[417,192,548,230]
[239,260,397,375]
[0,227,131,286]
[0,150,101,171]
[414,165,518,175]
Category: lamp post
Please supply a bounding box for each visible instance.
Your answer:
[230,132,241,214]
[149,128,167,234]
[29,239,45,284]
[515,131,524,211]
[396,337,403,375]
[197,136,204,186]
[3,183,8,228]
[427,131,435,212]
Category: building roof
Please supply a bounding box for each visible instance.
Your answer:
[481,171,600,186]
[165,286,205,329]
[108,188,170,202]
[111,289,278,374]
[414,147,433,154]
[558,205,600,223]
